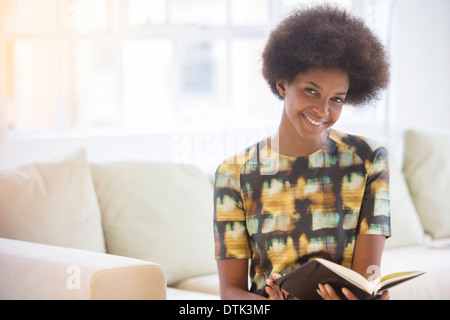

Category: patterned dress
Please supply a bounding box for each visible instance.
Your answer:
[213,129,391,296]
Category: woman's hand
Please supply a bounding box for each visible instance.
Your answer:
[265,273,297,300]
[317,284,390,300]
[266,277,390,300]
[265,273,284,299]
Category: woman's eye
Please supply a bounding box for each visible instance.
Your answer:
[305,88,317,95]
[332,97,345,103]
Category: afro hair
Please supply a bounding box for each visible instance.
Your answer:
[261,5,390,107]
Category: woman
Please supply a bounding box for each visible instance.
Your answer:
[213,4,391,300]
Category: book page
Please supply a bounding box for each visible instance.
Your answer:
[376,271,425,292]
[380,271,421,283]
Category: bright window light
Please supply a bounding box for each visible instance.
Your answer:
[0,0,393,137]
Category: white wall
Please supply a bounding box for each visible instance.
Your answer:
[388,0,450,158]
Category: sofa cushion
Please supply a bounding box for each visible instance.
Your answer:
[90,161,216,286]
[166,287,219,300]
[382,239,450,300]
[403,129,450,239]
[171,274,220,296]
[384,149,426,249]
[0,149,106,252]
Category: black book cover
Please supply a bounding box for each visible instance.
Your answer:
[273,260,381,300]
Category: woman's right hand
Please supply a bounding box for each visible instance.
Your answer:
[265,273,296,300]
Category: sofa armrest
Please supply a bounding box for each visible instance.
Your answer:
[0,238,166,300]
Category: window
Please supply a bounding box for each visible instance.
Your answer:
[1,0,392,137]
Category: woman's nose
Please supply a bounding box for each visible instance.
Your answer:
[312,99,329,116]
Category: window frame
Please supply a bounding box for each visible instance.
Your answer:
[1,0,391,141]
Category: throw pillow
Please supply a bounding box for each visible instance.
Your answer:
[385,148,426,249]
[403,129,450,239]
[0,149,106,252]
[90,161,216,286]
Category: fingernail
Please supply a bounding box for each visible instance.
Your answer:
[316,289,323,297]
[325,284,333,294]
[318,283,325,294]
[342,287,350,296]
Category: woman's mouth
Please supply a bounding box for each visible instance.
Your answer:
[302,113,326,127]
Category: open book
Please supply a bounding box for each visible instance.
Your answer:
[273,258,425,300]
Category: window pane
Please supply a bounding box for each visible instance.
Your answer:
[65,0,109,33]
[61,40,119,129]
[5,40,56,131]
[122,40,175,129]
[3,0,56,33]
[169,0,227,26]
[128,0,166,26]
[178,41,228,125]
[231,40,280,127]
[230,0,270,26]
[282,0,352,13]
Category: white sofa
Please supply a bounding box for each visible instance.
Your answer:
[0,128,449,300]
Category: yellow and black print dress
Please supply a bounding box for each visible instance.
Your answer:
[213,129,391,296]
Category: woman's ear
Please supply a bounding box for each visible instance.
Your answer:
[276,80,287,98]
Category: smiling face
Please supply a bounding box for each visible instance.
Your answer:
[275,68,350,155]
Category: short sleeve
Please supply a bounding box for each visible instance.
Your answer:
[357,146,391,238]
[213,161,252,260]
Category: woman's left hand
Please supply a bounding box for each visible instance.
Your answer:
[317,284,390,300]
